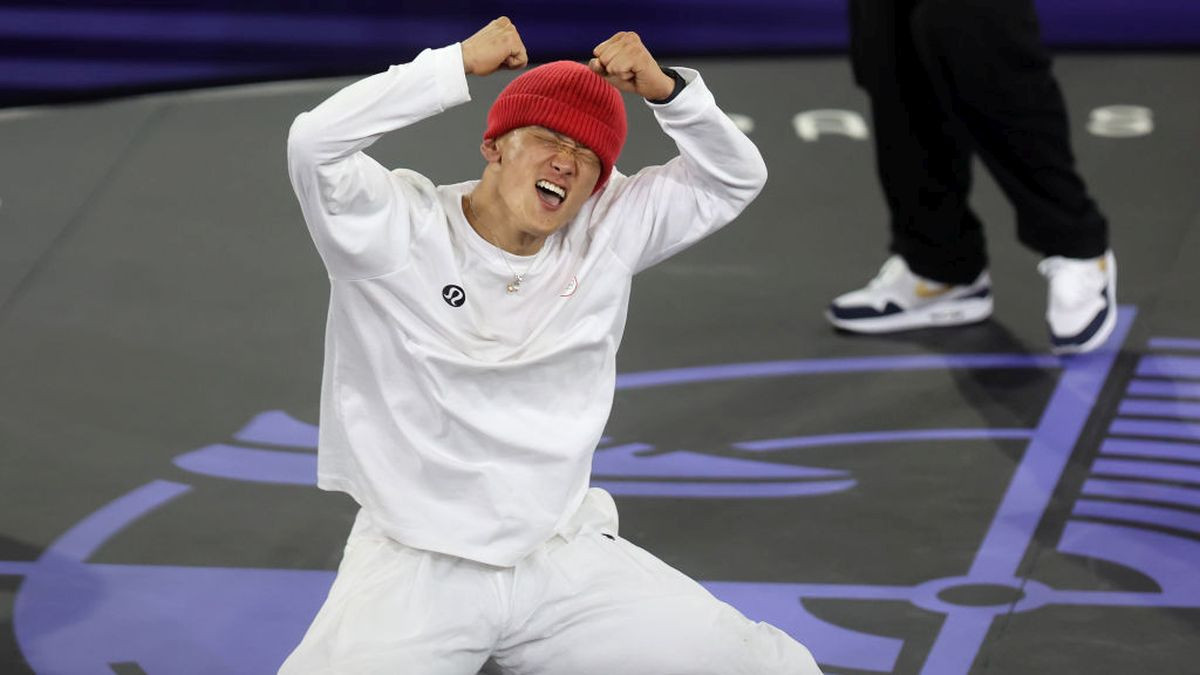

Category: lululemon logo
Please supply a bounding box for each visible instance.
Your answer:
[442,285,466,307]
[560,275,579,298]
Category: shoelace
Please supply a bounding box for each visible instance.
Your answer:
[868,255,908,289]
[1038,256,1105,307]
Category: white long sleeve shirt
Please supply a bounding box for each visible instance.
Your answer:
[287,43,766,566]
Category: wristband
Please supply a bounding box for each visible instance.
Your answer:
[648,67,687,104]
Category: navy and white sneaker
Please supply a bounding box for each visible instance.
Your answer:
[1038,250,1117,354]
[826,255,993,333]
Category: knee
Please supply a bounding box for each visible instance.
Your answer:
[698,612,823,674]
[736,621,823,675]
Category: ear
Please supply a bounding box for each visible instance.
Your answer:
[481,137,502,164]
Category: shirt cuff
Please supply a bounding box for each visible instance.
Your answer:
[646,67,688,105]
[644,67,712,114]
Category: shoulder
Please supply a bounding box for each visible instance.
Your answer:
[390,167,440,193]
[381,168,445,212]
[586,168,633,221]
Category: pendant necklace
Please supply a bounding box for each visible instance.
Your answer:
[465,195,546,294]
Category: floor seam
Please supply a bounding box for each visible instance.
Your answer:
[0,101,171,328]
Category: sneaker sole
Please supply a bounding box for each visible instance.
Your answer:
[826,296,994,334]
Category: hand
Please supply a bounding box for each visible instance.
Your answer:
[462,17,528,76]
[588,32,675,100]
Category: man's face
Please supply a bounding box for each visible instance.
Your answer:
[484,126,602,237]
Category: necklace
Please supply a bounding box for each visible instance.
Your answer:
[464,195,546,294]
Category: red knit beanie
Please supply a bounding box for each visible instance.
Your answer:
[485,61,627,192]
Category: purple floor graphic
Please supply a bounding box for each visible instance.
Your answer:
[6,307,1200,673]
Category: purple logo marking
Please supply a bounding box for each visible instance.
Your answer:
[7,307,1200,673]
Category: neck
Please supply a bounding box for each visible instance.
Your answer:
[463,190,545,256]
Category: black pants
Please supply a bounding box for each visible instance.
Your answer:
[849,0,1108,284]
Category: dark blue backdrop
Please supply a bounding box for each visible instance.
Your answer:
[3,0,1198,106]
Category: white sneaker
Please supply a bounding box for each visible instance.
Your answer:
[1038,250,1117,354]
[826,255,993,333]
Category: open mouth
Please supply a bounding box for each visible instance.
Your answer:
[535,179,567,209]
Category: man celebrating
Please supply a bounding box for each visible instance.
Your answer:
[282,17,821,674]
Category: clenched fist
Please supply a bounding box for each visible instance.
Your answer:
[462,17,528,76]
[588,32,675,101]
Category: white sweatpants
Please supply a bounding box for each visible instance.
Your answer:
[280,488,822,675]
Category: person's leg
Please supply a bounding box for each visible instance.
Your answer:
[490,490,821,675]
[908,0,1109,259]
[909,0,1116,352]
[827,0,994,334]
[279,509,498,675]
[850,0,987,283]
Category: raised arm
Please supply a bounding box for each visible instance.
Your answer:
[286,18,526,280]
[590,33,768,274]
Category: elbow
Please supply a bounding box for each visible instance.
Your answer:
[733,146,768,208]
[747,149,768,198]
[287,112,320,163]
